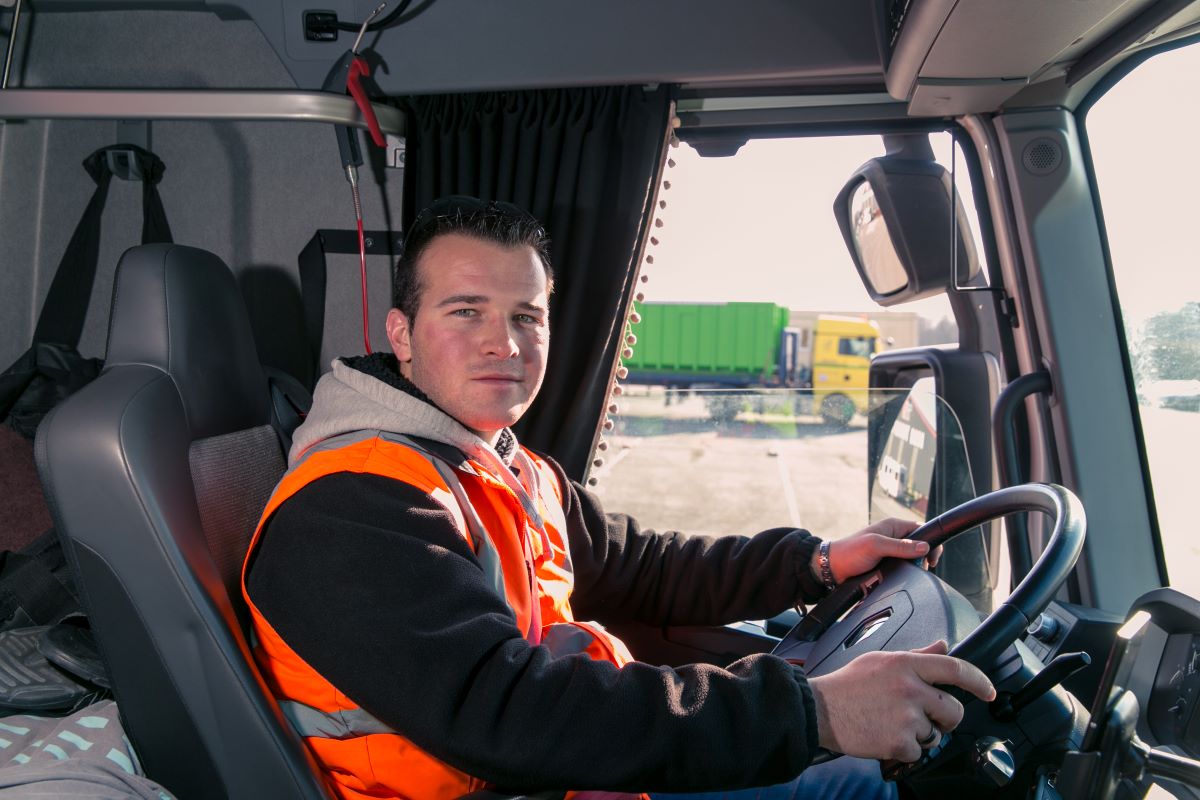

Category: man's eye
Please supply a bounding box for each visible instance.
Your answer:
[515,314,540,324]
[452,308,477,317]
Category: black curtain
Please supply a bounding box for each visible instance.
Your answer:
[402,86,673,479]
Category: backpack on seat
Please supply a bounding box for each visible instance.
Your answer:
[0,144,172,555]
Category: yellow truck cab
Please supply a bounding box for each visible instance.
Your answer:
[2,2,1200,799]
[806,315,880,421]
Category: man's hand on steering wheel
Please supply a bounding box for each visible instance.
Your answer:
[807,641,997,763]
[815,518,942,585]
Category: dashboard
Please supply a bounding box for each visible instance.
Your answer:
[1131,592,1200,761]
[1058,588,1200,800]
[1151,630,1200,759]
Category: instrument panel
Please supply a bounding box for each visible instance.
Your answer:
[1104,589,1200,761]
[1151,629,1200,759]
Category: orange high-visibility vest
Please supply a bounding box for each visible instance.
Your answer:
[241,431,637,800]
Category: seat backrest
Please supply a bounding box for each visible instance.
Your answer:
[35,243,330,800]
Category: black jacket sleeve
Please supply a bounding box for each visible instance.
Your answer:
[246,472,820,794]
[546,459,830,627]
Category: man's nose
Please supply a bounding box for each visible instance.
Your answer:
[480,318,520,358]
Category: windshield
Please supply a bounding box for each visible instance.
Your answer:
[840,337,876,359]
[589,131,1000,616]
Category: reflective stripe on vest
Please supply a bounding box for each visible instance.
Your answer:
[381,433,509,606]
[282,619,620,743]
[280,700,395,740]
[377,433,553,643]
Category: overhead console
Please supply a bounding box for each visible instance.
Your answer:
[884,0,1194,115]
[18,0,1200,117]
[135,0,887,96]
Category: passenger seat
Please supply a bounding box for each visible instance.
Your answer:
[35,243,329,799]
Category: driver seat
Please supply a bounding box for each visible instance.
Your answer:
[35,243,331,799]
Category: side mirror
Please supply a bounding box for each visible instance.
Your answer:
[834,155,981,306]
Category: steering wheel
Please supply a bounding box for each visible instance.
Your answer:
[772,483,1086,771]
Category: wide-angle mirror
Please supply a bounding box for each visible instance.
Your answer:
[867,376,976,528]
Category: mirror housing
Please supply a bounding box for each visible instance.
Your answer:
[834,155,981,306]
[868,348,998,614]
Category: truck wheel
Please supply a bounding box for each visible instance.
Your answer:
[820,393,855,428]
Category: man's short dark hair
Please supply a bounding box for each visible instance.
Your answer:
[393,196,554,321]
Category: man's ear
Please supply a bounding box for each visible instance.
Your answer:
[385,308,413,364]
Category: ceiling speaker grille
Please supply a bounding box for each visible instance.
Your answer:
[1022,138,1064,176]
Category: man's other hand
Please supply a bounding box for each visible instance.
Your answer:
[822,518,941,584]
[807,641,996,763]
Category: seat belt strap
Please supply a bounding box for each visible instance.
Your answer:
[297,229,402,387]
[32,144,173,349]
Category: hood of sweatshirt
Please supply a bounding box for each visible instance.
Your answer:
[288,353,517,469]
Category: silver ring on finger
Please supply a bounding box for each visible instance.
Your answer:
[917,722,940,748]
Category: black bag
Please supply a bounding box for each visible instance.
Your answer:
[0,344,102,441]
[0,530,78,632]
[0,144,173,553]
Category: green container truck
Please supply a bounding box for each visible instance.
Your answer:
[622,301,879,425]
[624,302,790,385]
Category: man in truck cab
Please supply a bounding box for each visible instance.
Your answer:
[240,196,996,799]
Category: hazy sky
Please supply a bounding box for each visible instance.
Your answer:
[645,41,1200,328]
[646,131,969,325]
[1087,42,1200,327]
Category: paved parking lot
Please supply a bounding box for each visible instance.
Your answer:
[590,389,873,541]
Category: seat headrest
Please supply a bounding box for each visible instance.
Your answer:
[106,243,269,439]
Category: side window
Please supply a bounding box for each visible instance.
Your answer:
[589,132,991,551]
[1086,41,1200,598]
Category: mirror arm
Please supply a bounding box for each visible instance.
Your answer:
[882,132,935,160]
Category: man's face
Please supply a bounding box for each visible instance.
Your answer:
[385,233,550,445]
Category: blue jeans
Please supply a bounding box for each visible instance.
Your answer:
[650,756,897,800]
